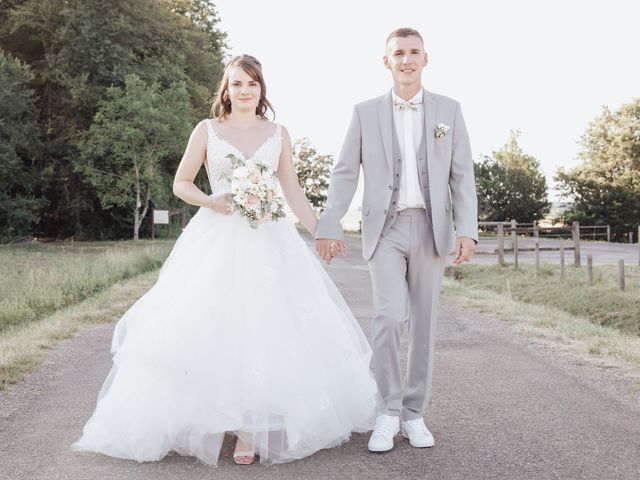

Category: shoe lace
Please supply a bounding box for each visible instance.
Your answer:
[373,417,396,436]
[407,420,428,434]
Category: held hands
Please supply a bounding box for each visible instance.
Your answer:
[316,238,346,265]
[207,193,232,215]
[453,236,476,265]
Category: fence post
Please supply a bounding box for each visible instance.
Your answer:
[533,221,539,240]
[559,239,565,278]
[606,225,611,243]
[572,221,581,267]
[586,255,593,285]
[618,259,625,291]
[511,219,517,269]
[534,239,540,276]
[497,224,505,266]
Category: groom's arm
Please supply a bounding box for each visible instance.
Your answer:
[449,102,478,263]
[316,106,362,242]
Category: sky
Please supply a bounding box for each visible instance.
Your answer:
[214,0,639,202]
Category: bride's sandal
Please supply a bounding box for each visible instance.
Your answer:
[233,437,255,465]
[232,450,255,465]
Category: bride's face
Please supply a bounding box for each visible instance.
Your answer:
[227,66,261,114]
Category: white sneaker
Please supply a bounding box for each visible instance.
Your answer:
[368,415,400,452]
[401,418,435,448]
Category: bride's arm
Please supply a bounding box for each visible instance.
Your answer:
[173,121,229,213]
[277,126,318,236]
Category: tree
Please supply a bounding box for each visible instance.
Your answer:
[0,0,226,240]
[555,99,640,241]
[292,138,334,211]
[76,74,192,240]
[0,49,43,241]
[474,130,550,222]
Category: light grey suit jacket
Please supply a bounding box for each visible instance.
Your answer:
[316,89,478,261]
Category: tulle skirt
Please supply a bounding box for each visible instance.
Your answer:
[71,207,379,465]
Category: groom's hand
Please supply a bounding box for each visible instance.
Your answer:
[453,237,476,265]
[316,238,346,264]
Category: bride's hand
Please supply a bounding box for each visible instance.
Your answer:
[207,194,232,215]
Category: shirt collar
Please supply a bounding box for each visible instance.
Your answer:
[391,88,423,105]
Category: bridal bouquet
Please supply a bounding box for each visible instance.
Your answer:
[226,153,286,228]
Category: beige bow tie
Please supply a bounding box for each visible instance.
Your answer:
[394,99,421,111]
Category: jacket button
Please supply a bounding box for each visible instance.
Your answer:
[394,187,398,191]
[392,201,396,205]
[388,185,393,190]
[396,173,400,177]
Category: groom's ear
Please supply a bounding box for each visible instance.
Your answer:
[382,55,390,69]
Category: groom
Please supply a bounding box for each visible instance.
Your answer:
[316,28,478,452]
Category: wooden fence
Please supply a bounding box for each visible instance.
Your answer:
[479,221,640,291]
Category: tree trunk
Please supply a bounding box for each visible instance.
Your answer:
[133,207,139,240]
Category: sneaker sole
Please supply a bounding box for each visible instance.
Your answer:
[401,432,435,448]
[368,443,395,453]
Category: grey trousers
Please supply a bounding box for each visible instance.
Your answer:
[368,208,446,420]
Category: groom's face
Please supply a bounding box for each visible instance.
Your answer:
[383,35,428,86]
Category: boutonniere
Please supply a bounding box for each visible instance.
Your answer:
[435,123,450,139]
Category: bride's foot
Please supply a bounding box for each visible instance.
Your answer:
[233,436,255,465]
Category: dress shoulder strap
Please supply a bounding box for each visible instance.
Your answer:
[205,119,217,143]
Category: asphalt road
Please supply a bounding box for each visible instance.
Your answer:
[1,234,639,480]
[473,237,640,266]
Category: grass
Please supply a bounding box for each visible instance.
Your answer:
[446,263,640,336]
[441,276,640,374]
[0,240,174,334]
[0,270,159,390]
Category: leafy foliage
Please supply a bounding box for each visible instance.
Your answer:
[555,99,640,241]
[292,138,334,211]
[474,130,550,222]
[0,0,226,240]
[0,49,43,241]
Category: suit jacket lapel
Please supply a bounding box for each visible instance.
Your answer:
[377,91,394,173]
[424,88,436,171]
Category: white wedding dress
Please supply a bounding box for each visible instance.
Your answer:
[71,120,378,465]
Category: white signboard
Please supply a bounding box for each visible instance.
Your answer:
[153,210,170,225]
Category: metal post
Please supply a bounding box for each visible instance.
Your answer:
[510,219,517,251]
[618,259,625,291]
[534,239,540,276]
[586,255,593,285]
[533,221,539,240]
[572,221,581,267]
[497,224,505,266]
[606,225,611,243]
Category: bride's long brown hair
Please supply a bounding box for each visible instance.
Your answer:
[211,54,275,120]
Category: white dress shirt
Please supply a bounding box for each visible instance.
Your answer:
[392,89,425,211]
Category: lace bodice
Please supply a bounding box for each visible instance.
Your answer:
[204,119,283,197]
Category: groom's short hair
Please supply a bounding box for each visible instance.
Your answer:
[386,28,424,46]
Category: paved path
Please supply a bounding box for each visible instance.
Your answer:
[474,237,640,266]
[1,235,639,479]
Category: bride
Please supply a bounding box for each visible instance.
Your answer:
[71,54,379,466]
